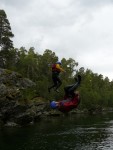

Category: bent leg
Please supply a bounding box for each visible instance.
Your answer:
[55,76,62,90]
[48,75,58,92]
[64,75,81,96]
[68,82,80,93]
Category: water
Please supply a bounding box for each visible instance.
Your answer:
[0,112,113,150]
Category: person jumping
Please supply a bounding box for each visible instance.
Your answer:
[48,61,65,93]
[50,75,81,113]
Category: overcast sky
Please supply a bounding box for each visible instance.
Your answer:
[1,0,113,81]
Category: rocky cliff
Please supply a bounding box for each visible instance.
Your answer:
[0,68,55,126]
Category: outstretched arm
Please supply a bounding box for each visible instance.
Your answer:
[56,64,65,72]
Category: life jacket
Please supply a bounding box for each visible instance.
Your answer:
[52,64,61,72]
[58,94,80,113]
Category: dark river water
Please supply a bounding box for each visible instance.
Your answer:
[0,112,113,150]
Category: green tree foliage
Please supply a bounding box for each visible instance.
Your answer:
[17,47,39,80]
[0,10,14,68]
[0,10,14,48]
[79,68,113,109]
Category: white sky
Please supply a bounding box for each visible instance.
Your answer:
[1,0,113,81]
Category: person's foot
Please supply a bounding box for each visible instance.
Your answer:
[74,75,81,83]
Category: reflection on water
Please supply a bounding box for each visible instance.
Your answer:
[0,112,113,150]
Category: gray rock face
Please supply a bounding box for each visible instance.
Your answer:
[0,68,60,126]
[0,68,35,101]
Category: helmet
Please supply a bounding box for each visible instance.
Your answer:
[56,61,61,65]
[50,101,57,109]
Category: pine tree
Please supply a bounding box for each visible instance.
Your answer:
[0,10,14,68]
[0,9,14,48]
